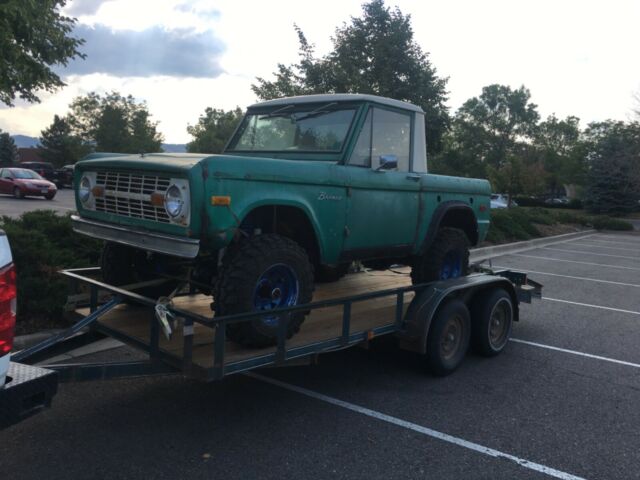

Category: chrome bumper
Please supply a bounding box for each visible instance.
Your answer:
[71,215,200,258]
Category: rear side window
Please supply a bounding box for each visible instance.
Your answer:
[349,107,411,171]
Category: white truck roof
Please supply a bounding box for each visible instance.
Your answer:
[249,94,424,114]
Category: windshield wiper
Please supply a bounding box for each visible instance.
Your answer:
[294,102,338,121]
[259,104,295,120]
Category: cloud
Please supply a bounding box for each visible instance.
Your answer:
[64,24,225,78]
[66,0,114,16]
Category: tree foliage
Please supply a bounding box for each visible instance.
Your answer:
[67,92,164,153]
[0,129,19,166]
[38,115,88,167]
[252,0,449,153]
[0,0,85,106]
[186,107,243,153]
[583,120,640,214]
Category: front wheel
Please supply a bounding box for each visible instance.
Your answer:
[411,227,470,284]
[214,234,314,347]
[45,193,56,200]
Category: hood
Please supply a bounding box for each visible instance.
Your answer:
[76,152,211,175]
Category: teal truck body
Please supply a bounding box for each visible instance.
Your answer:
[71,94,491,346]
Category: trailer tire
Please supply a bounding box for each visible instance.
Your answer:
[214,234,314,347]
[412,228,469,284]
[425,299,470,376]
[471,288,513,356]
[101,242,180,301]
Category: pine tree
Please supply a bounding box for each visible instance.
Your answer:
[39,115,87,167]
[0,129,18,166]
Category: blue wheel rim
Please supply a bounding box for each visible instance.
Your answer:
[440,251,462,280]
[253,263,300,327]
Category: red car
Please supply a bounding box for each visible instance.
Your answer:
[0,167,57,200]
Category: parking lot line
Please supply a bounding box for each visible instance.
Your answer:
[541,246,640,261]
[514,254,640,271]
[543,297,640,316]
[593,235,640,244]
[494,266,640,288]
[510,338,640,369]
[247,372,587,480]
[568,242,640,253]
[583,238,640,248]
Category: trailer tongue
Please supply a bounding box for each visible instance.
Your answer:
[9,265,541,391]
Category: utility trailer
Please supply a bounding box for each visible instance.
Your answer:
[7,266,541,421]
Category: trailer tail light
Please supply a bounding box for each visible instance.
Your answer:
[0,263,17,355]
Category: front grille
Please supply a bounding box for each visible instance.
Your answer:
[94,171,171,223]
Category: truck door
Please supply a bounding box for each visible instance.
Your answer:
[342,106,421,259]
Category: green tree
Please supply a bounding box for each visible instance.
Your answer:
[38,115,88,167]
[186,107,243,153]
[0,0,84,106]
[68,92,163,153]
[253,0,449,153]
[0,130,18,166]
[583,120,640,213]
[534,115,585,195]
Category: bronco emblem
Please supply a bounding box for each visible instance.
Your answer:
[318,191,343,201]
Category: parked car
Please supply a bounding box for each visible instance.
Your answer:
[56,164,75,188]
[0,168,57,199]
[0,229,16,387]
[19,161,57,183]
[545,197,569,205]
[490,194,517,209]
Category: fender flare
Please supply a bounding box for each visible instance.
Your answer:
[418,201,479,254]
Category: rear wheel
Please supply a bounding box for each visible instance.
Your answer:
[45,193,56,200]
[471,288,513,356]
[101,242,181,300]
[425,299,471,376]
[411,227,469,284]
[13,187,24,199]
[214,234,314,347]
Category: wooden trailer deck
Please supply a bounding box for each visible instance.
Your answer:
[80,270,415,373]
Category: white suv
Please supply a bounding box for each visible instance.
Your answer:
[0,229,17,386]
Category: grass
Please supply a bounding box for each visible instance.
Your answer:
[486,207,634,244]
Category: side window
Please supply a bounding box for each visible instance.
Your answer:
[349,110,372,167]
[371,108,411,172]
[1,169,11,179]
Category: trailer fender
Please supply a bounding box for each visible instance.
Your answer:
[396,275,519,355]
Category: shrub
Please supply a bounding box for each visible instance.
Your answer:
[590,217,634,231]
[0,211,102,332]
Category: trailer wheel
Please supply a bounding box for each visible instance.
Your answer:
[214,234,314,347]
[425,299,470,376]
[101,242,180,301]
[471,288,513,356]
[412,228,469,284]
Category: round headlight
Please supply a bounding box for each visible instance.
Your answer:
[164,185,184,218]
[79,175,91,203]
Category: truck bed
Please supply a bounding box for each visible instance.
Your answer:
[80,270,415,379]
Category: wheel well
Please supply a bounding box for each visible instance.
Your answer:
[438,207,479,246]
[239,205,321,265]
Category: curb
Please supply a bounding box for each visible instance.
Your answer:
[470,229,596,263]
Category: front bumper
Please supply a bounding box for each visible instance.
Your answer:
[72,215,200,258]
[0,362,58,429]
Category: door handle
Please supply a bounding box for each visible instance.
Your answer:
[406,174,421,181]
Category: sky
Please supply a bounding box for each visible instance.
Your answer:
[1,0,639,144]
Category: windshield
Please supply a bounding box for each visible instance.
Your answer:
[13,169,43,179]
[228,106,356,153]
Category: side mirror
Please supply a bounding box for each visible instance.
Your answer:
[376,155,398,171]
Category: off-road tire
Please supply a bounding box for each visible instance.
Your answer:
[425,299,471,376]
[214,234,314,347]
[101,242,180,301]
[411,227,470,285]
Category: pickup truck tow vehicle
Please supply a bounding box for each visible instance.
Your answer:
[71,94,491,347]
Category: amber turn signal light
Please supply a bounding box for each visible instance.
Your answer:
[211,196,231,206]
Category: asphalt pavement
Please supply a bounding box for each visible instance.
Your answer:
[2,231,640,479]
[0,188,76,217]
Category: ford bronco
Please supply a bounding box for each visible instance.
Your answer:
[72,94,491,346]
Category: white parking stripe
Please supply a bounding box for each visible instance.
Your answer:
[541,247,640,261]
[568,242,640,253]
[593,236,640,245]
[493,266,640,288]
[584,238,640,248]
[510,339,640,369]
[247,372,587,480]
[514,254,640,271]
[544,297,640,315]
